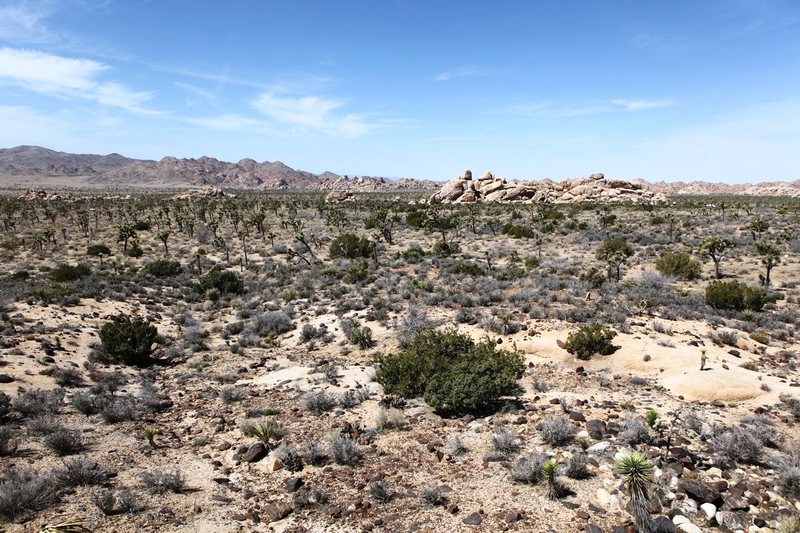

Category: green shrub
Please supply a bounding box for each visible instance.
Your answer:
[450,262,485,276]
[655,251,702,280]
[494,266,526,281]
[405,209,428,228]
[432,240,460,257]
[564,323,618,360]
[126,241,143,258]
[344,259,369,283]
[142,260,182,278]
[86,244,111,256]
[524,257,541,269]
[49,264,91,282]
[397,247,426,260]
[705,280,766,311]
[196,266,244,296]
[329,233,374,259]
[10,270,29,280]
[376,329,524,415]
[502,223,536,239]
[99,318,158,366]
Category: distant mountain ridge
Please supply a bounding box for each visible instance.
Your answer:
[2,146,799,196]
[0,146,439,191]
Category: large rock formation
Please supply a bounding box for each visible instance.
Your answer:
[429,170,667,204]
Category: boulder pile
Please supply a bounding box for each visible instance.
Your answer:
[171,186,229,199]
[16,190,62,201]
[429,170,667,204]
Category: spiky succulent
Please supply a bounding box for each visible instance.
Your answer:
[616,452,655,533]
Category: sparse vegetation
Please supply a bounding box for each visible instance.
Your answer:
[377,328,525,415]
[564,323,618,360]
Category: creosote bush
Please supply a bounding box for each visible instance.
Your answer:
[86,244,111,256]
[655,251,701,280]
[564,323,618,360]
[99,318,158,366]
[49,263,91,282]
[705,280,767,312]
[196,266,244,297]
[329,233,374,259]
[141,259,182,278]
[377,328,525,415]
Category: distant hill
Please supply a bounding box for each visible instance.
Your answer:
[3,146,798,196]
[0,146,439,191]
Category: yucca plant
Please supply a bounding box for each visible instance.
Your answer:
[243,418,287,447]
[645,409,660,429]
[143,427,157,448]
[616,452,655,533]
[541,459,568,500]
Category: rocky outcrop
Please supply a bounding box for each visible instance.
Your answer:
[325,190,355,203]
[647,179,800,198]
[429,170,667,204]
[17,190,62,201]
[171,186,230,199]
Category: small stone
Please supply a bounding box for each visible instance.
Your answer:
[241,443,267,463]
[462,512,483,525]
[263,502,293,523]
[678,478,722,504]
[586,441,612,454]
[651,516,675,532]
[700,502,716,520]
[285,477,304,493]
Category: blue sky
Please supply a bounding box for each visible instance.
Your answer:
[1,0,799,182]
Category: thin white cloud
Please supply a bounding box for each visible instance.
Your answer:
[611,98,675,111]
[174,81,216,101]
[0,0,54,44]
[433,65,484,82]
[252,92,380,137]
[500,102,609,118]
[0,47,154,113]
[186,114,262,131]
[501,98,675,117]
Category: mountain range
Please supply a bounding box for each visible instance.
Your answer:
[0,146,438,192]
[1,146,799,197]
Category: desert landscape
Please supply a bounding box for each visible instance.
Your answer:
[2,1,799,532]
[0,159,798,533]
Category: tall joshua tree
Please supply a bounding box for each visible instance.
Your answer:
[116,223,136,253]
[696,236,733,279]
[157,230,170,256]
[616,452,655,533]
[745,217,769,242]
[596,237,634,282]
[755,240,781,288]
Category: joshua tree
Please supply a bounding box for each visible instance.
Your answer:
[696,236,733,279]
[745,217,769,242]
[157,230,170,256]
[116,223,136,253]
[755,240,781,288]
[616,452,655,533]
[596,237,634,282]
[365,207,399,245]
